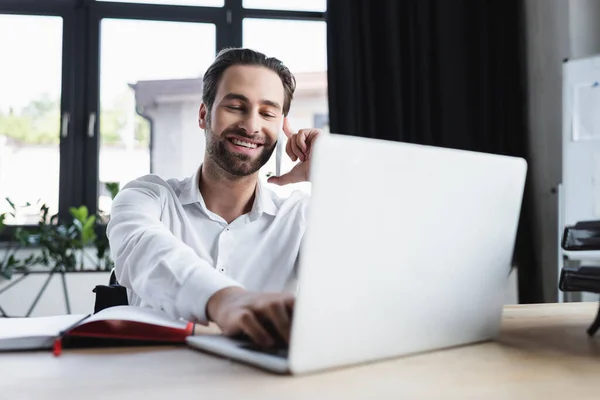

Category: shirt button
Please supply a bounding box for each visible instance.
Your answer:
[219,267,226,273]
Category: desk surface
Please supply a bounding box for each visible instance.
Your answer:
[2,302,600,399]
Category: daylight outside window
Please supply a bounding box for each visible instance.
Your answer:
[243,18,328,197]
[98,18,216,217]
[0,3,328,223]
[0,15,63,225]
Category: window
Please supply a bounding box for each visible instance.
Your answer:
[243,0,326,12]
[243,18,328,196]
[98,19,216,216]
[0,0,326,238]
[97,0,224,6]
[0,14,63,225]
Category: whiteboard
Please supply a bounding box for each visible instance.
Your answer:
[561,54,600,302]
[562,55,600,226]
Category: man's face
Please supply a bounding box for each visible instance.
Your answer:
[199,65,285,177]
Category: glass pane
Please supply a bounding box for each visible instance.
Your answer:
[0,15,63,225]
[243,18,328,196]
[96,0,223,6]
[99,19,216,217]
[243,0,325,12]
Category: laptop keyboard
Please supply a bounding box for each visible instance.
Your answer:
[238,342,289,358]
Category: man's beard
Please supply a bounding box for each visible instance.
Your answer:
[205,125,276,177]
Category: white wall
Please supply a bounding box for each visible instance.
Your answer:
[0,271,110,317]
[569,0,600,59]
[0,249,110,317]
[524,0,600,302]
[149,102,185,180]
[0,248,110,317]
[286,95,329,131]
[147,99,206,181]
[181,102,207,178]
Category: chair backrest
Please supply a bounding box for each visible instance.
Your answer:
[92,268,128,313]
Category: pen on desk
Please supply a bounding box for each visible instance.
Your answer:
[186,321,196,336]
[53,314,91,357]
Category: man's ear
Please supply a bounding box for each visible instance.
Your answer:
[199,103,208,129]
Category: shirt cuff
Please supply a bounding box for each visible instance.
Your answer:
[175,267,243,325]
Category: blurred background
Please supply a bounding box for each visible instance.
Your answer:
[1,0,599,317]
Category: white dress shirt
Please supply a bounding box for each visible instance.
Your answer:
[106,167,310,324]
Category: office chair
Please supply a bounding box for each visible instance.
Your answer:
[560,221,600,336]
[92,268,129,313]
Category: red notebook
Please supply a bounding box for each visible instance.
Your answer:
[0,306,195,356]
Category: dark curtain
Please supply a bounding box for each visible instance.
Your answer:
[326,0,543,303]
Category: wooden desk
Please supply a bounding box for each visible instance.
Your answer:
[2,302,600,399]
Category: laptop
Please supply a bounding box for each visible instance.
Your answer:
[186,133,528,375]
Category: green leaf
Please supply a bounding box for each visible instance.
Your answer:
[72,218,83,232]
[95,236,108,258]
[40,204,50,223]
[105,182,120,200]
[40,250,49,266]
[65,253,77,271]
[0,267,12,280]
[81,215,97,244]
[69,207,79,221]
[22,254,36,265]
[5,197,15,211]
[15,227,39,246]
[49,212,59,225]
[0,214,6,235]
[70,206,89,222]
[0,195,109,273]
[1,255,19,279]
[6,254,18,267]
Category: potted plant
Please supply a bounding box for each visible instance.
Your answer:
[0,198,35,280]
[0,183,119,316]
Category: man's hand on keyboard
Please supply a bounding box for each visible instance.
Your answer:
[206,287,294,348]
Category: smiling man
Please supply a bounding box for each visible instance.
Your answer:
[107,48,320,349]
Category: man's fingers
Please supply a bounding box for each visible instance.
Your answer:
[264,302,292,344]
[305,131,321,159]
[306,130,320,146]
[285,138,297,162]
[284,296,295,317]
[289,135,305,162]
[296,130,308,155]
[239,310,274,348]
[283,117,295,138]
[267,172,298,186]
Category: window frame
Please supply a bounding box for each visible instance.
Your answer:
[0,0,325,243]
[0,1,77,242]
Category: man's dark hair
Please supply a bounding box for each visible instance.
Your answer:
[202,48,296,120]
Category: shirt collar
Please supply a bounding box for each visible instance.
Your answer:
[178,167,203,206]
[250,178,279,218]
[178,165,279,219]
